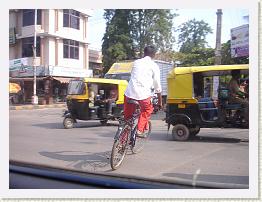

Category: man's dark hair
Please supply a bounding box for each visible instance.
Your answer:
[144,45,156,58]
[231,69,241,78]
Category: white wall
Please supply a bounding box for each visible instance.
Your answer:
[49,9,88,43]
[21,25,42,38]
[9,46,16,59]
[9,9,89,70]
[59,45,84,69]
[54,38,84,69]
[47,38,56,66]
[9,11,16,28]
[42,37,49,67]
[48,9,56,33]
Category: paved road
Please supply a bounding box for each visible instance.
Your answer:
[9,108,249,188]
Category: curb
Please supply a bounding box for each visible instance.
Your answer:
[9,104,67,110]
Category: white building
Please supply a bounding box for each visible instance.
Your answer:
[9,9,97,104]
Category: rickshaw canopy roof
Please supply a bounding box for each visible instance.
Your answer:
[107,62,134,74]
[71,77,128,85]
[167,64,249,103]
[168,64,249,78]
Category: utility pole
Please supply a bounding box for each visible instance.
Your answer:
[32,9,38,105]
[215,9,222,65]
[213,9,223,100]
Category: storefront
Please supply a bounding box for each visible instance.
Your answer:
[9,60,93,105]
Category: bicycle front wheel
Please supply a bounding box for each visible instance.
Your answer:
[110,124,131,170]
[131,121,152,154]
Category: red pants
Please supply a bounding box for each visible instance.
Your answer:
[124,95,153,133]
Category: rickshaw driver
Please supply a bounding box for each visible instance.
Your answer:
[124,45,163,138]
[104,87,118,116]
[228,69,249,124]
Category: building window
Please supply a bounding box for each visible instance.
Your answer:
[63,39,79,59]
[63,9,80,30]
[22,9,42,27]
[22,37,41,57]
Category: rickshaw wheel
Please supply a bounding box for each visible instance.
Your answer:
[63,117,74,129]
[189,125,200,136]
[172,124,190,141]
[100,119,108,125]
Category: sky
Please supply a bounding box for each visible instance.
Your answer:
[87,9,249,51]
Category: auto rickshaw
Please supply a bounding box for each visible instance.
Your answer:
[165,64,249,141]
[63,77,128,129]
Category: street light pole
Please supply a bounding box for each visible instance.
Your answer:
[32,9,38,105]
[215,9,222,65]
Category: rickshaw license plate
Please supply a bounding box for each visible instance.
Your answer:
[178,104,186,108]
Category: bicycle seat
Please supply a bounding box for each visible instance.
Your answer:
[127,99,139,106]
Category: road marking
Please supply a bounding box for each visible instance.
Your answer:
[192,168,201,187]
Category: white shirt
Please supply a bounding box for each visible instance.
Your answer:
[125,56,162,100]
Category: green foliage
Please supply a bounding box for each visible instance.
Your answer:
[221,40,249,65]
[173,18,214,66]
[102,10,135,74]
[102,9,176,72]
[130,9,176,57]
[178,19,213,53]
[173,47,215,66]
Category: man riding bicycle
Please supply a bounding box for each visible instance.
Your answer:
[124,45,162,138]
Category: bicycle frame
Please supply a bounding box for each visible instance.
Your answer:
[114,105,141,147]
[110,99,151,170]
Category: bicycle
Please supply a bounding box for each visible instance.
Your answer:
[110,99,152,170]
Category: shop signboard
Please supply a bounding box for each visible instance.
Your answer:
[10,66,46,77]
[9,28,16,45]
[230,24,249,58]
[10,58,48,77]
[9,58,29,71]
[48,66,93,78]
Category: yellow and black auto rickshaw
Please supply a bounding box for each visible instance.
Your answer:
[63,78,128,129]
[165,64,249,141]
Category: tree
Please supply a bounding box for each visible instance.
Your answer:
[102,9,177,72]
[221,40,249,65]
[172,18,214,66]
[173,47,215,67]
[177,19,213,53]
[102,10,135,74]
[129,9,176,57]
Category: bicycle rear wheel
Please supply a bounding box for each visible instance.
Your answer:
[110,124,131,170]
[131,121,151,154]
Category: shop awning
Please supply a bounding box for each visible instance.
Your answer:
[9,77,72,83]
[9,77,48,81]
[53,77,72,83]
[9,82,21,93]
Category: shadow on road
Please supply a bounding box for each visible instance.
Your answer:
[162,133,247,144]
[187,135,247,143]
[147,132,246,144]
[163,172,249,185]
[32,122,119,129]
[39,150,111,171]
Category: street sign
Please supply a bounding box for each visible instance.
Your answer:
[231,24,249,58]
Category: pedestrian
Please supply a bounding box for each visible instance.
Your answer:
[124,45,162,138]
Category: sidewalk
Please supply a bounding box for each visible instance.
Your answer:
[9,103,67,110]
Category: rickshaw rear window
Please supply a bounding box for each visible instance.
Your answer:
[67,80,85,95]
[104,73,131,81]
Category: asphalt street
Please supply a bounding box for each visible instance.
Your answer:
[9,108,249,188]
